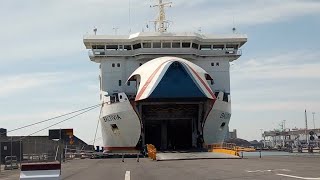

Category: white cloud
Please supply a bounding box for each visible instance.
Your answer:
[172,0,320,32]
[230,50,320,112]
[0,71,97,98]
[0,73,60,97]
[1,0,319,62]
[233,100,320,112]
[231,50,320,79]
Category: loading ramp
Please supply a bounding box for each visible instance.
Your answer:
[156,152,240,161]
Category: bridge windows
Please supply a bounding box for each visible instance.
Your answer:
[124,45,132,50]
[226,44,238,49]
[133,43,142,50]
[106,45,118,50]
[117,63,120,67]
[212,45,224,50]
[200,45,211,50]
[92,45,105,49]
[91,43,238,50]
[192,43,199,49]
[211,62,214,66]
[153,42,161,48]
[119,80,122,86]
[172,42,180,48]
[127,81,130,86]
[216,62,220,66]
[162,42,171,48]
[112,63,115,67]
[182,42,191,48]
[143,42,151,48]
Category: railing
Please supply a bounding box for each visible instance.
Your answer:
[207,143,256,157]
[88,48,242,58]
[208,143,237,150]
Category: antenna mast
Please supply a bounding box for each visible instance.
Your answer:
[151,0,172,33]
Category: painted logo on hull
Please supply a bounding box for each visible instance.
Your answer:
[102,114,121,122]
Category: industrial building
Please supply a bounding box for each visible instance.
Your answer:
[262,128,320,149]
[0,128,92,163]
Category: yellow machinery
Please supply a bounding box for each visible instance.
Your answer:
[147,144,157,160]
[207,143,256,157]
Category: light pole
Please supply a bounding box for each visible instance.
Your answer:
[260,129,264,148]
[282,120,286,147]
[312,112,315,129]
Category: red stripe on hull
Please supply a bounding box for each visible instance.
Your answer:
[186,64,216,99]
[135,60,170,101]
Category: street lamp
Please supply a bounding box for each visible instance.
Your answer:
[312,112,315,129]
[260,129,264,148]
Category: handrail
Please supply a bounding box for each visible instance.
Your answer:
[207,143,255,152]
[89,48,243,58]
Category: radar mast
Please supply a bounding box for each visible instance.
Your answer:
[151,0,172,33]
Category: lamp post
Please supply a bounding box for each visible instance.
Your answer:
[312,112,315,129]
[260,129,264,148]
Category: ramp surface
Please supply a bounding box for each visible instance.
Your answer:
[156,152,240,161]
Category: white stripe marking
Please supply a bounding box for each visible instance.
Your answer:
[125,171,130,180]
[246,169,290,173]
[277,173,320,180]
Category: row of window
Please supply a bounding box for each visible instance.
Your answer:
[111,62,219,68]
[211,62,220,66]
[117,80,215,87]
[110,62,221,67]
[110,63,144,68]
[111,63,121,67]
[92,43,238,51]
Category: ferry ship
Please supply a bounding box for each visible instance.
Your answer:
[83,0,247,152]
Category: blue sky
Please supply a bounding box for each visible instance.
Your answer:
[0,0,320,144]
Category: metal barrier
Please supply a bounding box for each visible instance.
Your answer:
[207,143,255,157]
[208,143,256,152]
[20,162,61,180]
[4,156,19,170]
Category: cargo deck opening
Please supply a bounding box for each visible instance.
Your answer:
[141,103,202,151]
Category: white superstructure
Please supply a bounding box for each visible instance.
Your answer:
[83,1,247,152]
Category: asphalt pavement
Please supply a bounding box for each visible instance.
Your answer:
[2,155,320,180]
